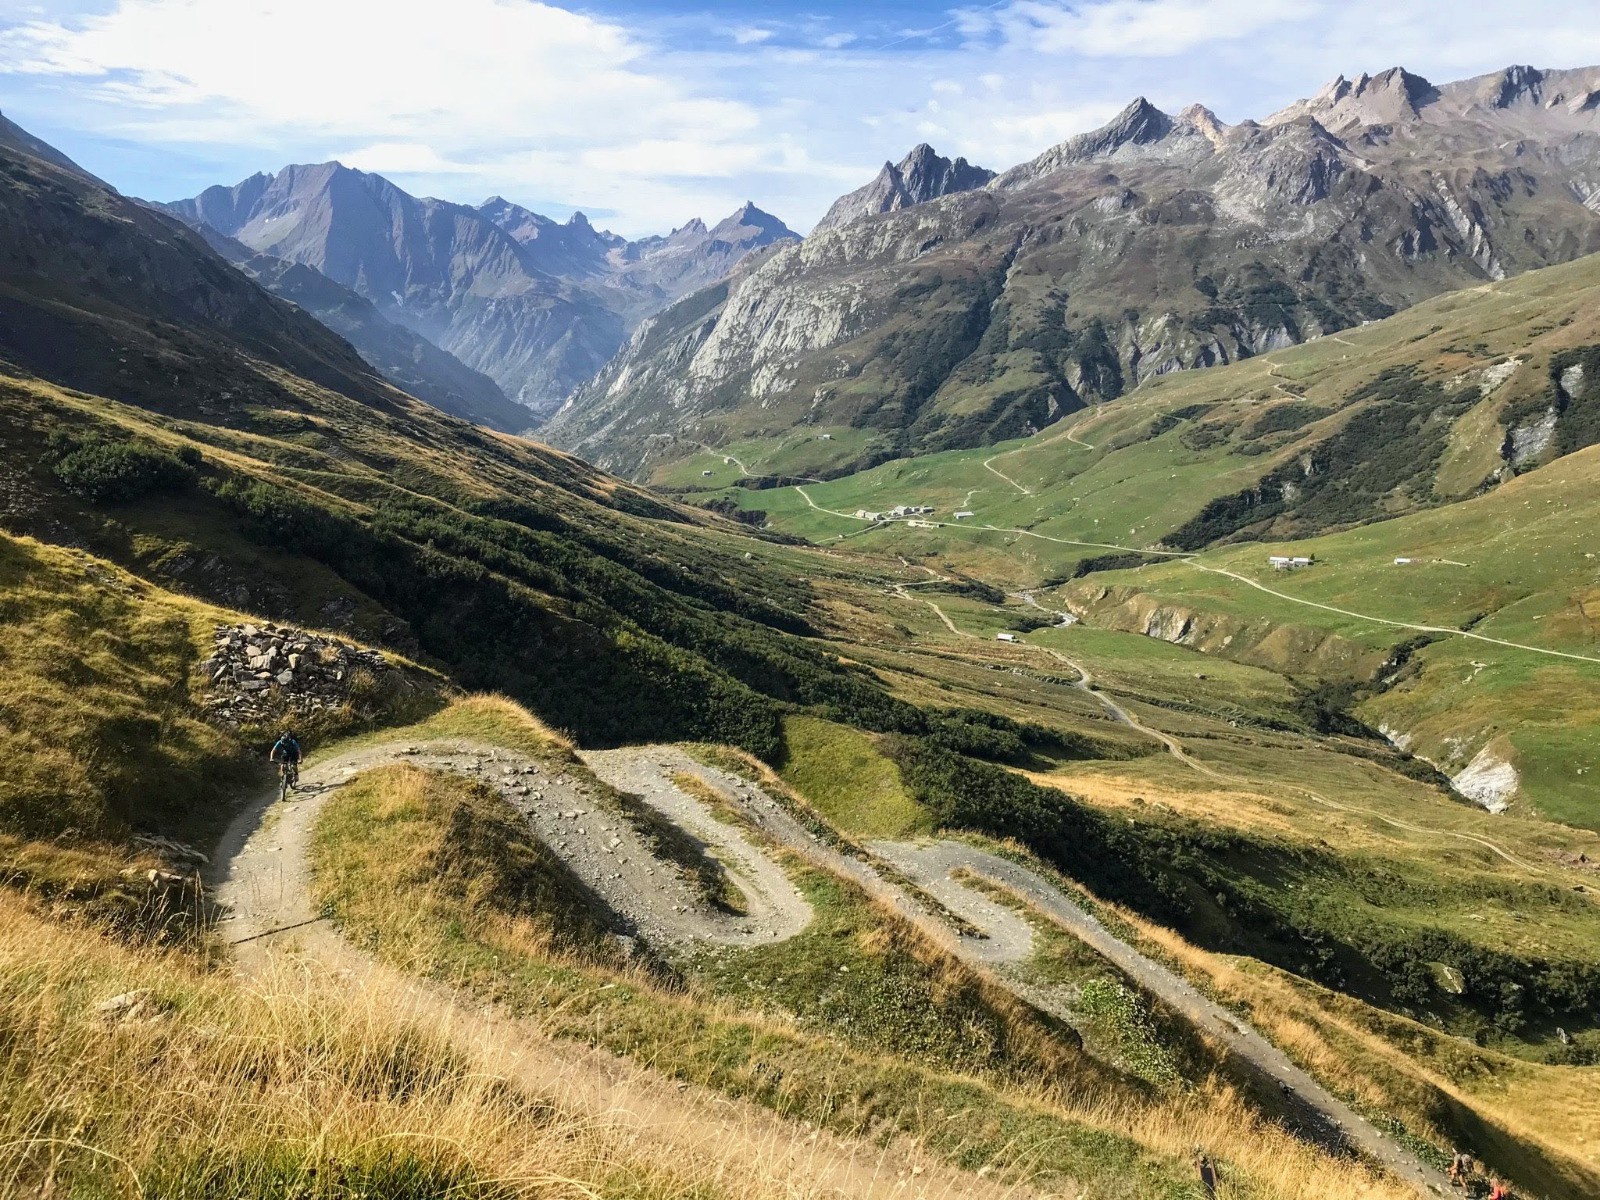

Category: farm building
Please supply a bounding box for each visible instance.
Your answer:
[954,510,975,520]
[996,632,1018,643]
[1269,555,1315,570]
[1394,557,1412,565]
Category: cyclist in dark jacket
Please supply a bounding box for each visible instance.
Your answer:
[269,731,303,793]
[270,731,302,766]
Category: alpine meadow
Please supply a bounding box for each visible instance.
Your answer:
[3,5,1600,1199]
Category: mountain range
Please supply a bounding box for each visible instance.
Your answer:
[161,166,796,419]
[544,63,1600,478]
[7,60,1600,1200]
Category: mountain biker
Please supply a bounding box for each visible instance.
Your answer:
[269,730,303,792]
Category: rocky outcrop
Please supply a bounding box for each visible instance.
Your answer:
[201,621,407,729]
[814,144,995,233]
[1450,744,1519,813]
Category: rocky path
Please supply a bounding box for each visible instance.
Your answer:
[207,738,1027,1200]
[208,731,1452,1195]
[870,841,1453,1196]
[590,748,1451,1196]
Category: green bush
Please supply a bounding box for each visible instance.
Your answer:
[50,436,194,504]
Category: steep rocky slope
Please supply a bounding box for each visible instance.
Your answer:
[194,227,533,432]
[547,63,1600,479]
[813,143,994,233]
[165,167,796,414]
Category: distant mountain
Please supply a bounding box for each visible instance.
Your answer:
[544,63,1600,478]
[164,168,797,415]
[0,120,416,424]
[194,226,532,432]
[813,144,995,233]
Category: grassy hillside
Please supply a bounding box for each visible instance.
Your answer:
[308,739,1419,1200]
[0,891,818,1200]
[0,531,440,934]
[695,249,1600,555]
[693,254,1600,824]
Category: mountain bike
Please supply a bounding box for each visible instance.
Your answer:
[278,758,300,802]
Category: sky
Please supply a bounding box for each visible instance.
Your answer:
[1,0,1599,236]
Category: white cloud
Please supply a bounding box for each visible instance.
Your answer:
[0,0,785,231]
[4,0,1600,234]
[338,142,480,177]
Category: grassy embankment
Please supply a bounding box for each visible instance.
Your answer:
[0,530,437,933]
[0,888,817,1200]
[981,846,1600,1200]
[308,705,1417,1200]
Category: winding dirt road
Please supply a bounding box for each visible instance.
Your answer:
[871,841,1452,1196]
[208,734,1453,1196]
[207,739,1022,1200]
[614,750,1453,1196]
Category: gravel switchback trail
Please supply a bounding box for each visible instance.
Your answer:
[207,738,1026,1200]
[595,747,1451,1198]
[869,841,1453,1198]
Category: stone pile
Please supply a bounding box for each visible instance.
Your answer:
[201,621,391,728]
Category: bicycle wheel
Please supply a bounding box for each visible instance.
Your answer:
[279,766,291,802]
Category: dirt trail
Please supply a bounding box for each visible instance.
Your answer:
[596,749,1451,1196]
[916,590,1545,874]
[869,842,1453,1197]
[981,453,1033,496]
[211,734,1449,1195]
[208,740,1022,1200]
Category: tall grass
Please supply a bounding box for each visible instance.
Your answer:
[0,894,802,1200]
[312,755,1418,1200]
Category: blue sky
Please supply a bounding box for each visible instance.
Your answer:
[2,0,1599,236]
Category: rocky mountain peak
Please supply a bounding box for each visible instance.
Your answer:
[996,96,1211,189]
[1488,64,1546,108]
[1271,66,1437,132]
[1102,96,1175,146]
[813,143,994,233]
[708,202,796,245]
[1178,103,1230,150]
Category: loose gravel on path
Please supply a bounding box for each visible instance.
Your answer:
[207,738,1028,1200]
[208,734,1448,1196]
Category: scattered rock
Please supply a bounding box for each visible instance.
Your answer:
[97,989,152,1020]
[202,620,394,729]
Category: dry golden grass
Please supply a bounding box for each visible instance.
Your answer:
[318,752,1420,1200]
[1085,890,1600,1199]
[0,893,823,1200]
